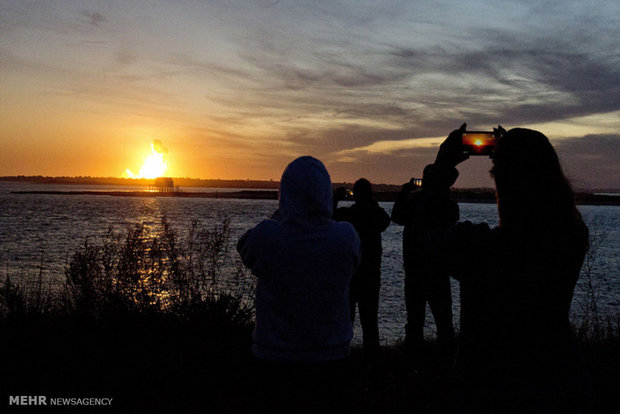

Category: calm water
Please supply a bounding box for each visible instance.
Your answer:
[1,182,619,345]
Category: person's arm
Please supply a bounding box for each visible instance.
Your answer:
[420,124,492,280]
[237,227,262,271]
[373,202,391,232]
[420,124,468,196]
[434,123,469,169]
[424,221,494,282]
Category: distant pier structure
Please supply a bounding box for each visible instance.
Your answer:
[150,177,179,193]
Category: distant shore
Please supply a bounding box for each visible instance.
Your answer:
[9,189,620,206]
[10,189,279,200]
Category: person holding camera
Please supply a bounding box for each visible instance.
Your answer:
[423,124,590,412]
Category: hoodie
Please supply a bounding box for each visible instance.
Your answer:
[237,156,361,361]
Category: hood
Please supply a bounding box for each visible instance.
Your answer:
[278,156,334,225]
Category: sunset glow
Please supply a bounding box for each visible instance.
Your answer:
[1,2,620,188]
[126,141,169,179]
[474,139,483,146]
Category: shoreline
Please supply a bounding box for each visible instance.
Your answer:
[10,189,620,206]
[10,189,279,200]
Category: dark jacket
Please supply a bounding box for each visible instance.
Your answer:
[334,201,390,276]
[422,163,590,410]
[391,178,459,268]
[237,156,361,362]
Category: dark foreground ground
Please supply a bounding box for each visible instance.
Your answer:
[2,317,619,413]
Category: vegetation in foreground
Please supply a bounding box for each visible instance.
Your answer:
[1,218,618,412]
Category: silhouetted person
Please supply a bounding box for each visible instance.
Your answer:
[334,178,390,355]
[237,156,360,411]
[392,166,458,350]
[424,125,590,413]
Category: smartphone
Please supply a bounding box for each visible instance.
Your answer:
[462,131,496,156]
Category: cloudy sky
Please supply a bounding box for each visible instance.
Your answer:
[1,0,619,188]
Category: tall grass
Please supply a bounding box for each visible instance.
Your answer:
[1,216,255,330]
[574,231,620,342]
[0,265,54,321]
[1,217,256,410]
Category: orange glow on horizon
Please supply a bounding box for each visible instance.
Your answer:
[126,141,169,179]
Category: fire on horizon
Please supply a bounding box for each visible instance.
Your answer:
[125,140,169,180]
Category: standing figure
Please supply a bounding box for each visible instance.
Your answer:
[237,156,361,411]
[426,125,591,412]
[334,178,390,355]
[391,165,458,348]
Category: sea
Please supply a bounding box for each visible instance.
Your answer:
[1,181,619,345]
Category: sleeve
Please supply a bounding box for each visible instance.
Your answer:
[373,204,391,232]
[236,227,261,271]
[350,226,362,270]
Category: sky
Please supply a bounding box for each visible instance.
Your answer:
[1,0,619,189]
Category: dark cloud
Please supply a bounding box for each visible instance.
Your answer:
[327,145,437,186]
[292,44,620,173]
[231,32,619,163]
[386,45,620,122]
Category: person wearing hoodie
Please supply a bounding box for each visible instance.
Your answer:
[237,156,361,410]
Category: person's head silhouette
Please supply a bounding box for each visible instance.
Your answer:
[491,128,576,232]
[353,178,372,204]
[423,164,458,192]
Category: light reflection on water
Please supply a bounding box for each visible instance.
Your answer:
[1,182,618,344]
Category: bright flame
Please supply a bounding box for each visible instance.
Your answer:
[126,142,169,179]
[474,139,483,146]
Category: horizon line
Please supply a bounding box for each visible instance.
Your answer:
[2,175,619,193]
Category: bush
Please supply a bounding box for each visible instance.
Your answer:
[61,216,255,326]
[1,217,256,407]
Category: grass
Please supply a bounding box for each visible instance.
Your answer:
[1,217,256,410]
[1,217,619,412]
[574,231,620,342]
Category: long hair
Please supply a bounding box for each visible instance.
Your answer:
[491,128,582,239]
